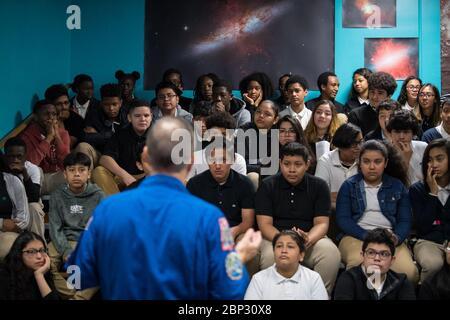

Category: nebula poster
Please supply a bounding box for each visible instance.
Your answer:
[342,0,396,28]
[144,0,335,90]
[364,38,418,80]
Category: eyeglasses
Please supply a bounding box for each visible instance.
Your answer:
[157,94,177,100]
[419,93,435,99]
[22,248,48,256]
[279,128,296,135]
[364,249,391,260]
[406,85,420,91]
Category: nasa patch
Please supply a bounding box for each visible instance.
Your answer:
[225,252,243,281]
[219,217,234,251]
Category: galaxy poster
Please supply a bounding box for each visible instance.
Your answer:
[365,38,418,80]
[144,0,335,90]
[441,0,450,94]
[342,0,396,28]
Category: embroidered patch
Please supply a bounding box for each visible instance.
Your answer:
[219,217,234,251]
[225,252,243,281]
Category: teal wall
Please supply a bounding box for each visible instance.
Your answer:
[0,0,71,138]
[0,0,441,138]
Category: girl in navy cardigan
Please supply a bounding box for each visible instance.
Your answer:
[336,140,418,283]
[409,138,450,283]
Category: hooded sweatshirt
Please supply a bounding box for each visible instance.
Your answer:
[49,182,105,258]
[229,97,251,127]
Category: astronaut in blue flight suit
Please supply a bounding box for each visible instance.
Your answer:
[66,117,262,299]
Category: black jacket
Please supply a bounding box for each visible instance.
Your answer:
[348,104,378,136]
[334,265,416,300]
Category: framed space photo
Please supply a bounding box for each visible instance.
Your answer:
[144,0,335,89]
[365,38,418,80]
[343,0,396,28]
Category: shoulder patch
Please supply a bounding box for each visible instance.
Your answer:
[225,252,243,281]
[219,217,234,251]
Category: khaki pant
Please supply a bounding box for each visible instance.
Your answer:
[92,166,144,196]
[235,232,260,278]
[28,202,46,240]
[339,236,419,284]
[0,231,19,261]
[414,239,446,283]
[41,171,66,196]
[259,237,341,296]
[74,142,101,169]
[48,241,98,300]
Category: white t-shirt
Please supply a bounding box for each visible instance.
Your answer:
[358,182,392,231]
[315,149,358,193]
[17,161,42,185]
[186,149,247,181]
[244,264,328,300]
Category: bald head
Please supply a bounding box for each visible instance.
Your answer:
[146,117,194,173]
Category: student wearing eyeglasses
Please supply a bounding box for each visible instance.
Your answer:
[334,228,416,300]
[417,83,441,134]
[151,81,193,123]
[0,231,59,300]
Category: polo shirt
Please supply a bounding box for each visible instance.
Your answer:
[102,125,147,175]
[315,149,358,193]
[255,173,331,231]
[187,170,255,227]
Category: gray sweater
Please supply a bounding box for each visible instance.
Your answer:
[49,182,104,258]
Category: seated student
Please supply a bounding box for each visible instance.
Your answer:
[151,81,193,123]
[306,72,344,113]
[0,231,59,300]
[92,99,151,195]
[115,69,140,116]
[422,97,450,143]
[84,83,127,164]
[187,142,255,241]
[274,73,291,111]
[315,123,362,210]
[334,228,416,300]
[19,100,70,195]
[189,73,219,114]
[122,142,153,191]
[364,99,401,142]
[187,112,247,181]
[0,161,29,260]
[4,137,45,238]
[255,142,341,295]
[397,76,422,113]
[45,84,86,149]
[150,68,192,111]
[70,74,100,119]
[211,78,251,127]
[192,103,211,140]
[239,72,274,118]
[409,139,450,282]
[304,100,341,160]
[343,68,372,114]
[418,241,450,300]
[417,83,441,135]
[239,100,280,186]
[244,230,328,300]
[278,75,312,130]
[348,71,397,136]
[48,152,104,299]
[387,110,427,186]
[336,140,419,283]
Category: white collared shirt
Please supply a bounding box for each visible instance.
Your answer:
[408,141,428,185]
[244,264,328,300]
[315,149,358,193]
[437,183,450,206]
[73,97,90,119]
[436,124,450,140]
[287,105,312,130]
[358,96,370,106]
